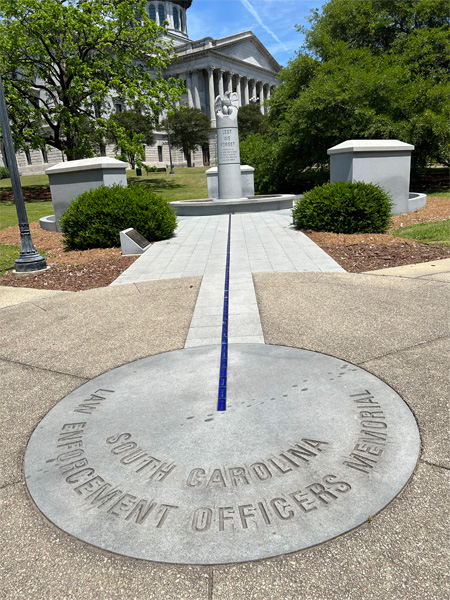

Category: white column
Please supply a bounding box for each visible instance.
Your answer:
[265,85,271,114]
[186,71,194,107]
[235,74,241,106]
[226,72,233,94]
[243,77,249,105]
[207,67,216,126]
[193,70,201,109]
[165,2,172,28]
[258,82,264,114]
[218,69,224,97]
[250,79,256,101]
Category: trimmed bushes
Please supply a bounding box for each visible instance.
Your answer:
[292,181,392,234]
[0,166,9,180]
[60,184,177,250]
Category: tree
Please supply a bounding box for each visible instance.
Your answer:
[237,103,268,141]
[254,0,449,192]
[168,107,211,167]
[106,110,155,169]
[0,0,184,160]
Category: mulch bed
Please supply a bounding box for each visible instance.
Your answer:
[0,196,448,291]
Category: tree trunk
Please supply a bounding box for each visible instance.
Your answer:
[186,152,192,167]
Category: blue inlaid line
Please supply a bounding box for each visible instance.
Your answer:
[218,214,232,411]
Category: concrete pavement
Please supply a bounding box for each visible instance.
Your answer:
[0,211,448,599]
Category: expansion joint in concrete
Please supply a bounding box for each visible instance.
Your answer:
[358,334,450,365]
[207,566,214,600]
[0,479,23,491]
[0,356,89,381]
[419,459,450,472]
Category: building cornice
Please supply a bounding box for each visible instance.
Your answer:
[175,30,282,73]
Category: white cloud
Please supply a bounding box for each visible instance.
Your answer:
[239,0,289,51]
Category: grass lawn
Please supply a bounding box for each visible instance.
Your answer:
[0,243,47,273]
[0,200,54,230]
[392,220,450,246]
[0,173,49,188]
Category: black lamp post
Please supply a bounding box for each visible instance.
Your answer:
[166,117,175,175]
[0,74,46,272]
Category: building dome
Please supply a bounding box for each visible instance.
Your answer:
[147,1,191,43]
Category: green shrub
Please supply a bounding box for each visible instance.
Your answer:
[143,164,159,174]
[292,181,392,234]
[0,166,10,180]
[60,184,177,250]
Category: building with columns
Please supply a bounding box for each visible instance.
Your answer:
[4,0,281,173]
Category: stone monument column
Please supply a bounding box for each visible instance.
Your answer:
[207,67,216,126]
[215,92,244,200]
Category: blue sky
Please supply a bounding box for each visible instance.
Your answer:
[187,0,327,66]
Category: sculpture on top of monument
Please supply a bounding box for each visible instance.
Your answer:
[214,91,239,125]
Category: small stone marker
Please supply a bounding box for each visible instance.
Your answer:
[25,344,420,565]
[119,228,151,255]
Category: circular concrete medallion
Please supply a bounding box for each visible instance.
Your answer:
[25,345,420,565]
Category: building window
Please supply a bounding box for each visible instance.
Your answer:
[114,103,123,113]
[158,4,165,25]
[148,3,156,21]
[173,6,179,29]
[158,146,163,162]
[180,10,183,32]
[41,147,48,163]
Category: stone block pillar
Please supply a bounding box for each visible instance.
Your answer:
[45,157,128,232]
[327,139,415,215]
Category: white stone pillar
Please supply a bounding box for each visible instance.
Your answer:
[216,115,244,200]
[250,79,256,101]
[258,82,264,114]
[186,71,194,108]
[193,70,201,109]
[226,72,233,94]
[235,74,242,106]
[218,69,224,97]
[165,2,172,28]
[243,77,249,105]
[207,67,216,126]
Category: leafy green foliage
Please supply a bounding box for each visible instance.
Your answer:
[257,0,450,192]
[168,107,211,167]
[0,0,184,160]
[392,220,450,246]
[292,181,392,233]
[0,166,9,180]
[239,133,283,194]
[106,111,155,169]
[237,103,268,141]
[60,185,177,250]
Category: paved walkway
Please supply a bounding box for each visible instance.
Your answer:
[113,211,344,347]
[0,211,448,600]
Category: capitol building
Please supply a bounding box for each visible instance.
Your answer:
[8,0,282,173]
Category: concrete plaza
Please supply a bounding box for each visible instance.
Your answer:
[1,211,448,599]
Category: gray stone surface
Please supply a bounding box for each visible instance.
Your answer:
[211,462,448,600]
[328,139,415,215]
[45,157,128,231]
[361,336,449,469]
[25,344,419,564]
[0,286,67,309]
[1,214,448,597]
[254,272,449,364]
[0,278,201,379]
[0,358,84,488]
[206,165,255,199]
